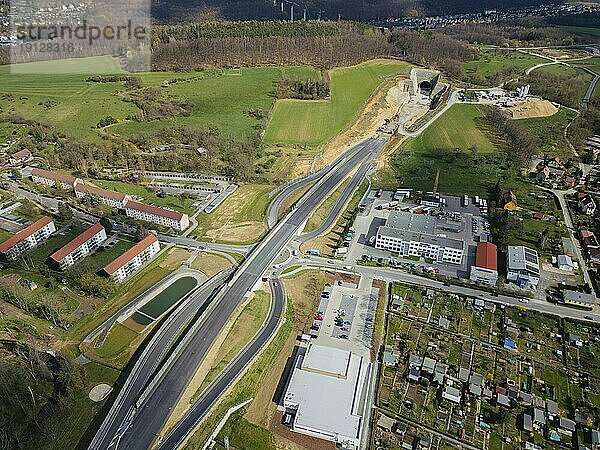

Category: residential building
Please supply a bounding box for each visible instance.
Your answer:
[75,183,130,209]
[49,223,107,270]
[557,254,576,271]
[578,193,597,216]
[30,168,81,191]
[506,245,540,288]
[563,290,596,308]
[124,200,189,231]
[470,241,498,285]
[282,344,368,448]
[102,235,160,283]
[376,211,464,264]
[536,166,550,182]
[9,149,32,166]
[502,191,518,210]
[0,216,56,261]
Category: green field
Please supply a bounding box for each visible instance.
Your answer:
[112,65,321,141]
[517,107,578,158]
[378,104,506,196]
[0,57,320,143]
[559,26,600,37]
[263,59,412,147]
[463,48,546,84]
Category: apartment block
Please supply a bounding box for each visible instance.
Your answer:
[49,223,107,270]
[0,216,56,261]
[102,235,160,283]
[124,200,189,231]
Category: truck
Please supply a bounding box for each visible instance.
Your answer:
[335,248,348,256]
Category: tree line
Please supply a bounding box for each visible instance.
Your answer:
[276,78,330,100]
[484,107,535,167]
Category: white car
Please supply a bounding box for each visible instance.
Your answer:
[518,298,529,304]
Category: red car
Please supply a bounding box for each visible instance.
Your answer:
[314,314,323,321]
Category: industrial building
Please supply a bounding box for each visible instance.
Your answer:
[75,183,130,209]
[124,200,189,231]
[282,344,368,448]
[30,168,82,191]
[102,234,160,283]
[506,245,540,288]
[0,216,56,261]
[375,211,464,264]
[49,223,107,270]
[470,242,498,285]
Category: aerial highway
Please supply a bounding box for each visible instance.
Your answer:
[157,278,286,450]
[88,136,386,450]
[87,270,232,450]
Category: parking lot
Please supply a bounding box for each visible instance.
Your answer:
[342,190,490,279]
[310,274,378,358]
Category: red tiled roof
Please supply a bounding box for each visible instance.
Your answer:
[125,200,184,221]
[0,216,54,254]
[31,168,78,185]
[50,223,105,262]
[102,235,158,275]
[502,191,517,204]
[475,242,498,271]
[75,183,127,202]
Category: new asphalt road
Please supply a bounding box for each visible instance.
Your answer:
[158,278,286,450]
[88,136,386,450]
[87,270,232,450]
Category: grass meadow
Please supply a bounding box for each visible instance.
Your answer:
[263,58,412,147]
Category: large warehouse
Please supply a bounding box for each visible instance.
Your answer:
[470,242,498,285]
[282,344,368,448]
[375,211,465,264]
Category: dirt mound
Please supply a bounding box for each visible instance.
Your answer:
[510,99,559,119]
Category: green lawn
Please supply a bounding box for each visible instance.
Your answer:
[93,179,197,215]
[463,48,546,84]
[93,322,139,359]
[264,59,412,147]
[378,104,506,196]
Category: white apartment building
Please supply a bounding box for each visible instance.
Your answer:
[102,235,160,283]
[30,168,82,191]
[75,183,130,209]
[124,200,189,231]
[49,223,107,270]
[0,216,56,261]
[375,212,464,265]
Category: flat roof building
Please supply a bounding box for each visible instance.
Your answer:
[30,168,82,191]
[563,290,596,307]
[470,242,498,285]
[506,245,540,288]
[75,183,130,209]
[376,211,464,265]
[282,344,368,448]
[0,216,56,261]
[49,223,107,270]
[102,235,160,283]
[125,200,189,231]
